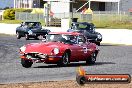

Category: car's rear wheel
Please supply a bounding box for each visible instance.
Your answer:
[25,34,29,40]
[16,32,21,39]
[34,36,39,40]
[96,42,100,46]
[86,52,97,64]
[21,59,33,68]
[57,52,69,66]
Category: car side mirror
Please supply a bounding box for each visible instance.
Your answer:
[93,26,96,30]
[20,24,23,27]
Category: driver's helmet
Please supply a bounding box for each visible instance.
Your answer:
[72,23,79,30]
[69,36,77,44]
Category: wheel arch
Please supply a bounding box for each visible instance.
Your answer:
[95,49,99,55]
[16,30,20,34]
[64,49,71,58]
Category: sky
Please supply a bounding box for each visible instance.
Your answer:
[0,0,13,8]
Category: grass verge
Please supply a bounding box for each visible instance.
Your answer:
[0,20,22,24]
[0,19,132,29]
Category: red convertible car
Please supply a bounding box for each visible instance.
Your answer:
[19,32,99,68]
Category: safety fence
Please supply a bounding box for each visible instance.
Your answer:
[15,11,132,23]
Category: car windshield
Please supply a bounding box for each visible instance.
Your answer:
[72,23,94,31]
[46,34,77,44]
[22,22,42,28]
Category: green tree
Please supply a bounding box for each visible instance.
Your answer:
[3,8,32,20]
[3,9,15,20]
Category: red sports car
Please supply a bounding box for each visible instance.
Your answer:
[19,32,99,68]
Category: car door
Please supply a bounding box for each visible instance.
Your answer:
[22,25,28,36]
[19,22,29,36]
[77,35,91,61]
[66,35,84,62]
[69,35,88,61]
[18,22,28,36]
[69,43,85,62]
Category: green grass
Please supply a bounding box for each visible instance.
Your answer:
[0,19,45,25]
[0,20,22,24]
[78,18,132,29]
[91,14,132,29]
[0,14,132,29]
[93,20,132,29]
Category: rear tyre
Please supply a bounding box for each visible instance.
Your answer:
[21,59,33,68]
[34,36,39,40]
[96,42,100,46]
[25,34,29,40]
[16,32,21,39]
[57,52,69,66]
[86,52,97,64]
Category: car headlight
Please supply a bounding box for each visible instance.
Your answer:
[53,48,59,55]
[97,34,102,39]
[47,30,51,33]
[28,30,33,35]
[20,46,26,52]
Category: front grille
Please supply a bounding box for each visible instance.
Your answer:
[26,53,47,59]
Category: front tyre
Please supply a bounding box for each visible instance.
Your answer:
[86,52,97,64]
[57,52,69,66]
[16,32,21,39]
[21,59,33,68]
[25,34,29,40]
[96,42,100,46]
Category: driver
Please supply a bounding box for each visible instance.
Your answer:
[69,36,77,44]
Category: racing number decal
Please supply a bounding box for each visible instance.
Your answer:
[83,47,88,53]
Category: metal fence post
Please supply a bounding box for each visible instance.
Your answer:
[99,11,100,25]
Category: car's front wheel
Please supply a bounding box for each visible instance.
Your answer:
[16,32,21,39]
[21,59,33,68]
[57,52,69,66]
[25,34,29,40]
[86,52,97,64]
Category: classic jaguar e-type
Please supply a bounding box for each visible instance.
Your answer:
[16,21,50,40]
[67,22,102,45]
[19,32,99,68]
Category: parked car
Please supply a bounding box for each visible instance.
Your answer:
[16,21,50,40]
[67,22,102,45]
[19,32,99,68]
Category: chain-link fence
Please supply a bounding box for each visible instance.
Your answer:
[15,12,45,21]
[15,11,132,22]
[92,11,132,23]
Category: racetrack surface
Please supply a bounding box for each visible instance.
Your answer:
[0,34,132,84]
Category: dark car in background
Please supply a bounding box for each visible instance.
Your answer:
[67,22,102,45]
[16,21,50,40]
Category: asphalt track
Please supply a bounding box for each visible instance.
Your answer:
[0,34,132,84]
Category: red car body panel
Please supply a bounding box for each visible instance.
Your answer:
[20,32,99,64]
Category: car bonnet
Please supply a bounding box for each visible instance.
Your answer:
[23,42,67,54]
